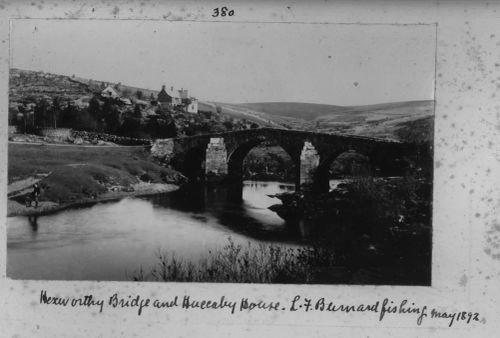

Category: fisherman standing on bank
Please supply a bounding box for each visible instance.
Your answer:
[32,183,41,208]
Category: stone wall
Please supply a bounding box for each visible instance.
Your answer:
[71,130,151,146]
[39,128,72,139]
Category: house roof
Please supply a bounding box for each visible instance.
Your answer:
[101,85,120,97]
[158,87,180,100]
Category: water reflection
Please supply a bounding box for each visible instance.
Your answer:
[147,181,303,242]
[7,180,307,281]
[28,215,39,233]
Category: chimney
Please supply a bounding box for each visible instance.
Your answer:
[171,86,174,92]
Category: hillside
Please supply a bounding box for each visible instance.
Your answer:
[8,69,261,138]
[9,68,93,104]
[9,68,160,104]
[210,100,435,143]
[199,101,280,127]
[9,68,434,144]
[239,102,346,121]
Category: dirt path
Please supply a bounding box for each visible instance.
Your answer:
[7,174,50,197]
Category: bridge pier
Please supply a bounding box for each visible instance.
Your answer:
[205,137,228,182]
[299,141,320,190]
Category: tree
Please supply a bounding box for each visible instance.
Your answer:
[223,120,234,131]
[50,97,62,128]
[88,96,101,121]
[118,117,142,138]
[135,90,143,100]
[59,103,78,128]
[164,121,177,138]
[34,99,50,128]
[75,110,95,131]
[133,104,143,119]
[8,105,19,125]
[146,116,160,138]
[105,106,121,134]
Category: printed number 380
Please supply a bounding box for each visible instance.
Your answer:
[212,7,234,17]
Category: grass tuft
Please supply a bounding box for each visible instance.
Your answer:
[131,237,337,284]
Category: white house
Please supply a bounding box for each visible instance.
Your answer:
[186,98,198,113]
[101,85,120,99]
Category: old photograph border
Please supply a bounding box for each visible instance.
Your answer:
[1,1,497,336]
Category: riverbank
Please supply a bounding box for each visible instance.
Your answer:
[268,176,433,285]
[8,142,185,217]
[8,182,180,217]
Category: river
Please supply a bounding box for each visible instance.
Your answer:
[7,180,326,281]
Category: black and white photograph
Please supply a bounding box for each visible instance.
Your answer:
[7,20,435,285]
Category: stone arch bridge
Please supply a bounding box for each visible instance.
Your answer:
[151,128,414,192]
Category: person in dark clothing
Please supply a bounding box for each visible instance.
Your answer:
[31,183,41,208]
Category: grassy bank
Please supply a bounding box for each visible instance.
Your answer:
[131,238,338,284]
[8,143,185,215]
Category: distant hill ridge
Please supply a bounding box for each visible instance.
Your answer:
[236,100,434,121]
[211,100,434,143]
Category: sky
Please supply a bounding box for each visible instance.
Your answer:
[10,20,436,105]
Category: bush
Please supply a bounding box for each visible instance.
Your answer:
[270,175,432,285]
[131,237,337,284]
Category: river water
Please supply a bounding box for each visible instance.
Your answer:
[7,180,325,281]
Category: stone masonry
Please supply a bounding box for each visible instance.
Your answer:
[152,128,411,192]
[205,137,228,177]
[151,138,175,162]
[299,141,320,186]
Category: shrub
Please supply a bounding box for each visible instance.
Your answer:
[130,237,337,284]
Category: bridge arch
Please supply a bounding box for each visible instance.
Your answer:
[313,150,373,192]
[226,138,301,188]
[180,146,206,181]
